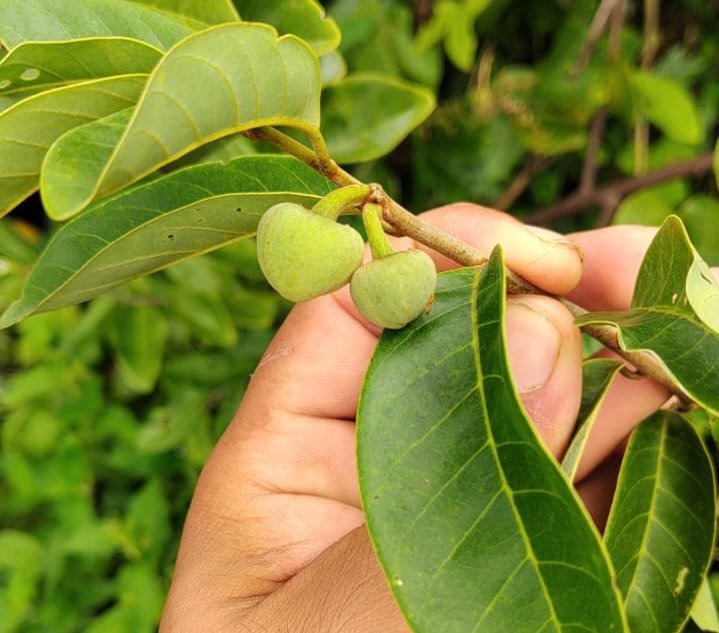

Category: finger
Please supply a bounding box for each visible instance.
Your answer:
[566,225,658,310]
[505,295,583,457]
[415,204,584,294]
[576,450,624,531]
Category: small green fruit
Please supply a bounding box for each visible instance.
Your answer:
[350,249,437,329]
[257,202,365,302]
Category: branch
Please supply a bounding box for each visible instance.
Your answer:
[247,125,702,408]
[570,0,621,77]
[526,153,714,224]
[495,155,551,210]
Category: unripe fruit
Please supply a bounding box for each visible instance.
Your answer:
[350,249,437,329]
[257,202,365,302]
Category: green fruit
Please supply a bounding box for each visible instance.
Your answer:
[256,202,365,302]
[350,249,437,329]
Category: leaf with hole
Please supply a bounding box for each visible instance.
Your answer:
[604,411,716,633]
[0,38,163,98]
[358,250,626,633]
[0,156,334,328]
[0,0,192,49]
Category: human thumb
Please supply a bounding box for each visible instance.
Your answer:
[504,295,583,457]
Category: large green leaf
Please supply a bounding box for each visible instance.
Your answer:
[234,0,340,56]
[358,251,626,633]
[322,73,435,164]
[129,0,239,25]
[561,358,622,481]
[604,412,716,633]
[41,109,135,221]
[0,75,146,217]
[630,71,703,145]
[0,0,192,50]
[78,23,321,214]
[0,38,162,97]
[0,156,333,328]
[577,216,719,415]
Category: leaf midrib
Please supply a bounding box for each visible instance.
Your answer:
[469,266,562,633]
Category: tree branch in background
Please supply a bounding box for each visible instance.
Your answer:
[570,0,621,78]
[525,153,714,224]
[495,155,552,210]
[634,0,661,177]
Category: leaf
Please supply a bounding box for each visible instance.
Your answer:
[322,74,435,164]
[0,0,193,50]
[0,75,146,217]
[0,155,333,328]
[75,23,322,213]
[604,412,716,633]
[690,577,719,632]
[320,50,347,85]
[233,0,340,56]
[679,196,719,266]
[358,251,626,633]
[630,71,703,145]
[613,182,689,228]
[129,0,240,25]
[40,109,135,221]
[561,358,622,481]
[633,217,719,333]
[577,216,719,415]
[107,304,168,394]
[0,38,162,98]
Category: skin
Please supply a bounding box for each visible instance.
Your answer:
[160,204,699,632]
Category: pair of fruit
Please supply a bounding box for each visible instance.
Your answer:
[256,199,436,329]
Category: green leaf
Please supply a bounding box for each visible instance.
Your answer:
[561,358,622,481]
[679,196,719,266]
[129,0,240,25]
[604,412,716,633]
[0,75,146,217]
[40,109,135,221]
[0,38,162,98]
[613,181,690,228]
[577,216,719,414]
[107,304,168,394]
[358,251,626,633]
[322,74,435,163]
[0,156,333,328]
[0,0,192,50]
[320,50,347,85]
[630,71,703,145]
[234,0,340,56]
[690,577,719,632]
[632,216,719,334]
[83,23,321,211]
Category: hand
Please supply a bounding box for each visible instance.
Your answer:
[160,205,670,632]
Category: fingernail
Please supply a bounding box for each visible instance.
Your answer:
[526,225,585,261]
[505,299,562,393]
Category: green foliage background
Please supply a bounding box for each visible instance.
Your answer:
[1,0,718,630]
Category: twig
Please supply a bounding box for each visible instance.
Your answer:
[247,124,700,407]
[563,301,694,407]
[579,108,607,194]
[526,153,714,224]
[570,0,621,77]
[495,155,552,210]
